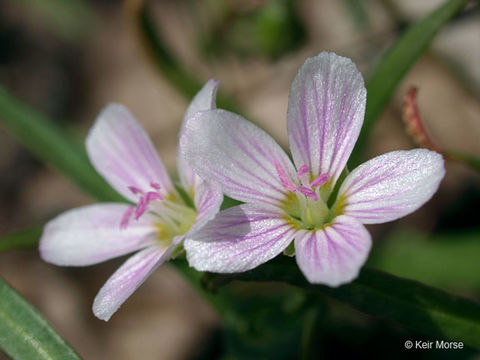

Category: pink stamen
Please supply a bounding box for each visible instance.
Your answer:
[135,197,148,219]
[311,173,329,188]
[296,185,318,201]
[135,191,163,220]
[274,161,296,193]
[120,206,135,229]
[150,182,161,190]
[145,191,163,202]
[128,186,144,195]
[297,165,309,178]
[296,164,310,186]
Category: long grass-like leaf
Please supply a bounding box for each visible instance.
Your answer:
[0,277,81,359]
[0,87,122,202]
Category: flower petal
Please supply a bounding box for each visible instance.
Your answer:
[184,205,296,273]
[338,149,445,224]
[287,52,366,186]
[92,244,174,321]
[182,78,219,129]
[188,180,223,234]
[295,215,371,286]
[40,204,155,266]
[181,109,296,209]
[178,79,219,194]
[86,104,173,202]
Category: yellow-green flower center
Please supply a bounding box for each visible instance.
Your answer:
[282,191,335,230]
[154,199,197,247]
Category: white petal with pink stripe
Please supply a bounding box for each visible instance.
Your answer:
[338,149,445,224]
[86,104,173,202]
[182,109,297,210]
[178,79,219,195]
[294,215,371,286]
[40,204,156,266]
[93,244,176,321]
[185,205,296,273]
[287,52,366,187]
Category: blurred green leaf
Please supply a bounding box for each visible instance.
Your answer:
[350,0,468,166]
[219,287,308,359]
[447,151,480,172]
[175,260,312,360]
[0,277,81,359]
[369,229,480,290]
[0,227,42,253]
[204,256,480,349]
[0,87,123,202]
[15,0,96,42]
[207,0,306,59]
[253,0,306,58]
[341,0,370,29]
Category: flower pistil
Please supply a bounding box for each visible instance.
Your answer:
[275,161,331,229]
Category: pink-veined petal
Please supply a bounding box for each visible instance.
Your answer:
[39,204,156,266]
[86,104,173,202]
[92,243,177,321]
[188,180,223,235]
[287,52,366,186]
[295,215,371,286]
[338,149,445,224]
[178,79,219,194]
[181,109,296,209]
[184,205,296,273]
[182,78,219,129]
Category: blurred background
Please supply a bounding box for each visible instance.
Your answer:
[0,0,479,358]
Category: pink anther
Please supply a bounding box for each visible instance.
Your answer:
[310,173,329,188]
[128,186,144,195]
[134,192,163,220]
[296,185,318,201]
[297,165,309,178]
[274,161,296,193]
[120,206,135,229]
[145,191,163,202]
[150,182,161,190]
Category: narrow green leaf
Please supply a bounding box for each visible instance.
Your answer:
[369,229,480,290]
[0,227,43,253]
[204,256,480,349]
[0,87,123,202]
[350,0,468,165]
[0,277,81,359]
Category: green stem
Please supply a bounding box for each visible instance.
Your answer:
[0,227,43,253]
[300,307,319,360]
